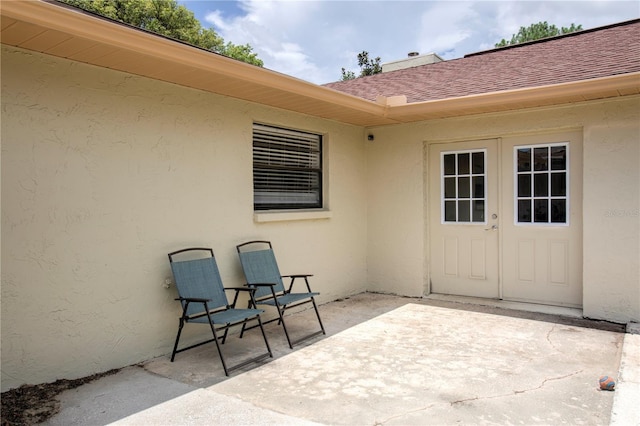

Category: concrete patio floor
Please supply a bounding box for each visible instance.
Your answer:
[42,292,638,425]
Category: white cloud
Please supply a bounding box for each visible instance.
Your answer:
[416,2,476,58]
[196,0,639,84]
[204,1,330,81]
[204,10,228,32]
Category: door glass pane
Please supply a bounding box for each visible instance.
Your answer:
[518,148,531,172]
[472,152,484,174]
[444,177,456,198]
[444,154,456,175]
[550,172,566,196]
[534,147,548,171]
[534,199,549,222]
[550,146,566,170]
[518,174,531,197]
[458,200,470,222]
[458,177,470,198]
[442,150,486,223]
[445,201,456,222]
[550,199,566,223]
[472,200,485,222]
[534,173,548,197]
[458,153,470,175]
[515,143,568,225]
[518,200,531,222]
[472,176,484,198]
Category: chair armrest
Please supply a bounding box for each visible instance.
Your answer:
[283,275,314,293]
[224,287,260,309]
[242,283,280,306]
[175,297,212,319]
[224,287,257,293]
[175,297,210,303]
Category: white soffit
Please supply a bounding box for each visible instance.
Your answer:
[2,0,639,126]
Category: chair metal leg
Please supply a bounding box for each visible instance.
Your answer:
[278,298,325,348]
[239,299,253,339]
[311,297,326,335]
[221,327,230,345]
[209,307,272,376]
[257,315,273,357]
[171,318,185,362]
[208,318,229,376]
[222,315,273,375]
[276,305,294,349]
[276,311,284,326]
[239,322,248,339]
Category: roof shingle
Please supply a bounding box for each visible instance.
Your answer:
[324,19,640,103]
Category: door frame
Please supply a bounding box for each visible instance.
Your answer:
[425,137,503,298]
[500,130,583,307]
[425,129,582,307]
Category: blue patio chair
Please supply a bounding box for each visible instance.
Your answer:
[168,248,272,376]
[236,241,326,348]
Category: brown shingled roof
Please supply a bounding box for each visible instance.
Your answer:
[324,19,640,104]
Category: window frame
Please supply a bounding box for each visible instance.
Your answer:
[252,123,323,211]
[440,149,488,225]
[513,142,570,227]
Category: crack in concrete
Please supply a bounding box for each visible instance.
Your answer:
[546,324,562,352]
[451,369,584,406]
[375,370,584,425]
[374,403,437,425]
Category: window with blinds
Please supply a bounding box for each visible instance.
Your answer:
[253,123,323,210]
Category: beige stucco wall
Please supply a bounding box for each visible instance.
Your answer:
[0,46,368,391]
[365,96,640,323]
[365,129,425,296]
[582,107,640,323]
[2,44,638,391]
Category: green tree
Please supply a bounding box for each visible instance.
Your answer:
[341,51,382,81]
[60,0,263,66]
[495,21,583,47]
[221,42,263,67]
[340,68,356,81]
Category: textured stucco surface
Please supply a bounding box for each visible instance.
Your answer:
[0,46,368,391]
[1,43,638,391]
[365,96,639,322]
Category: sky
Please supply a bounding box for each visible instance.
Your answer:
[179,1,640,84]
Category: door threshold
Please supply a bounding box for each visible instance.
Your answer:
[424,293,583,319]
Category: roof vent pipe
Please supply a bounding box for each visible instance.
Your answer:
[408,52,419,57]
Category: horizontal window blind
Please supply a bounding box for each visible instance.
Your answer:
[253,123,322,210]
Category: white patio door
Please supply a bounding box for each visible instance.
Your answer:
[428,132,583,307]
[428,139,500,298]
[500,131,583,307]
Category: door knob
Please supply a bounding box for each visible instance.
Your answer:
[484,224,498,231]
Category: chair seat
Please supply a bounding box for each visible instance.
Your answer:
[168,248,273,375]
[258,292,319,306]
[188,308,264,325]
[236,240,325,348]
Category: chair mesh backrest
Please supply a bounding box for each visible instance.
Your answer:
[238,249,285,298]
[170,257,227,316]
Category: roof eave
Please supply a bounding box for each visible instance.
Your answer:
[2,1,638,127]
[0,0,394,126]
[385,73,640,122]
